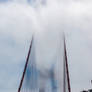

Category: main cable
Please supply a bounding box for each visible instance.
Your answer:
[18,36,34,92]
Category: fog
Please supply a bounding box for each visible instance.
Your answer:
[0,0,92,92]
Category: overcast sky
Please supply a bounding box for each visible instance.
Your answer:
[0,0,92,92]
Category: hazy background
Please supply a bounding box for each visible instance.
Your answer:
[0,0,92,92]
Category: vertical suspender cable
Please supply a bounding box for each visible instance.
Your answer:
[18,36,34,92]
[64,36,71,92]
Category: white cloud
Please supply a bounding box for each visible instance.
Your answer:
[1,0,92,92]
[36,1,92,91]
[0,3,39,91]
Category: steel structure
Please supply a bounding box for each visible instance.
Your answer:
[18,36,71,92]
